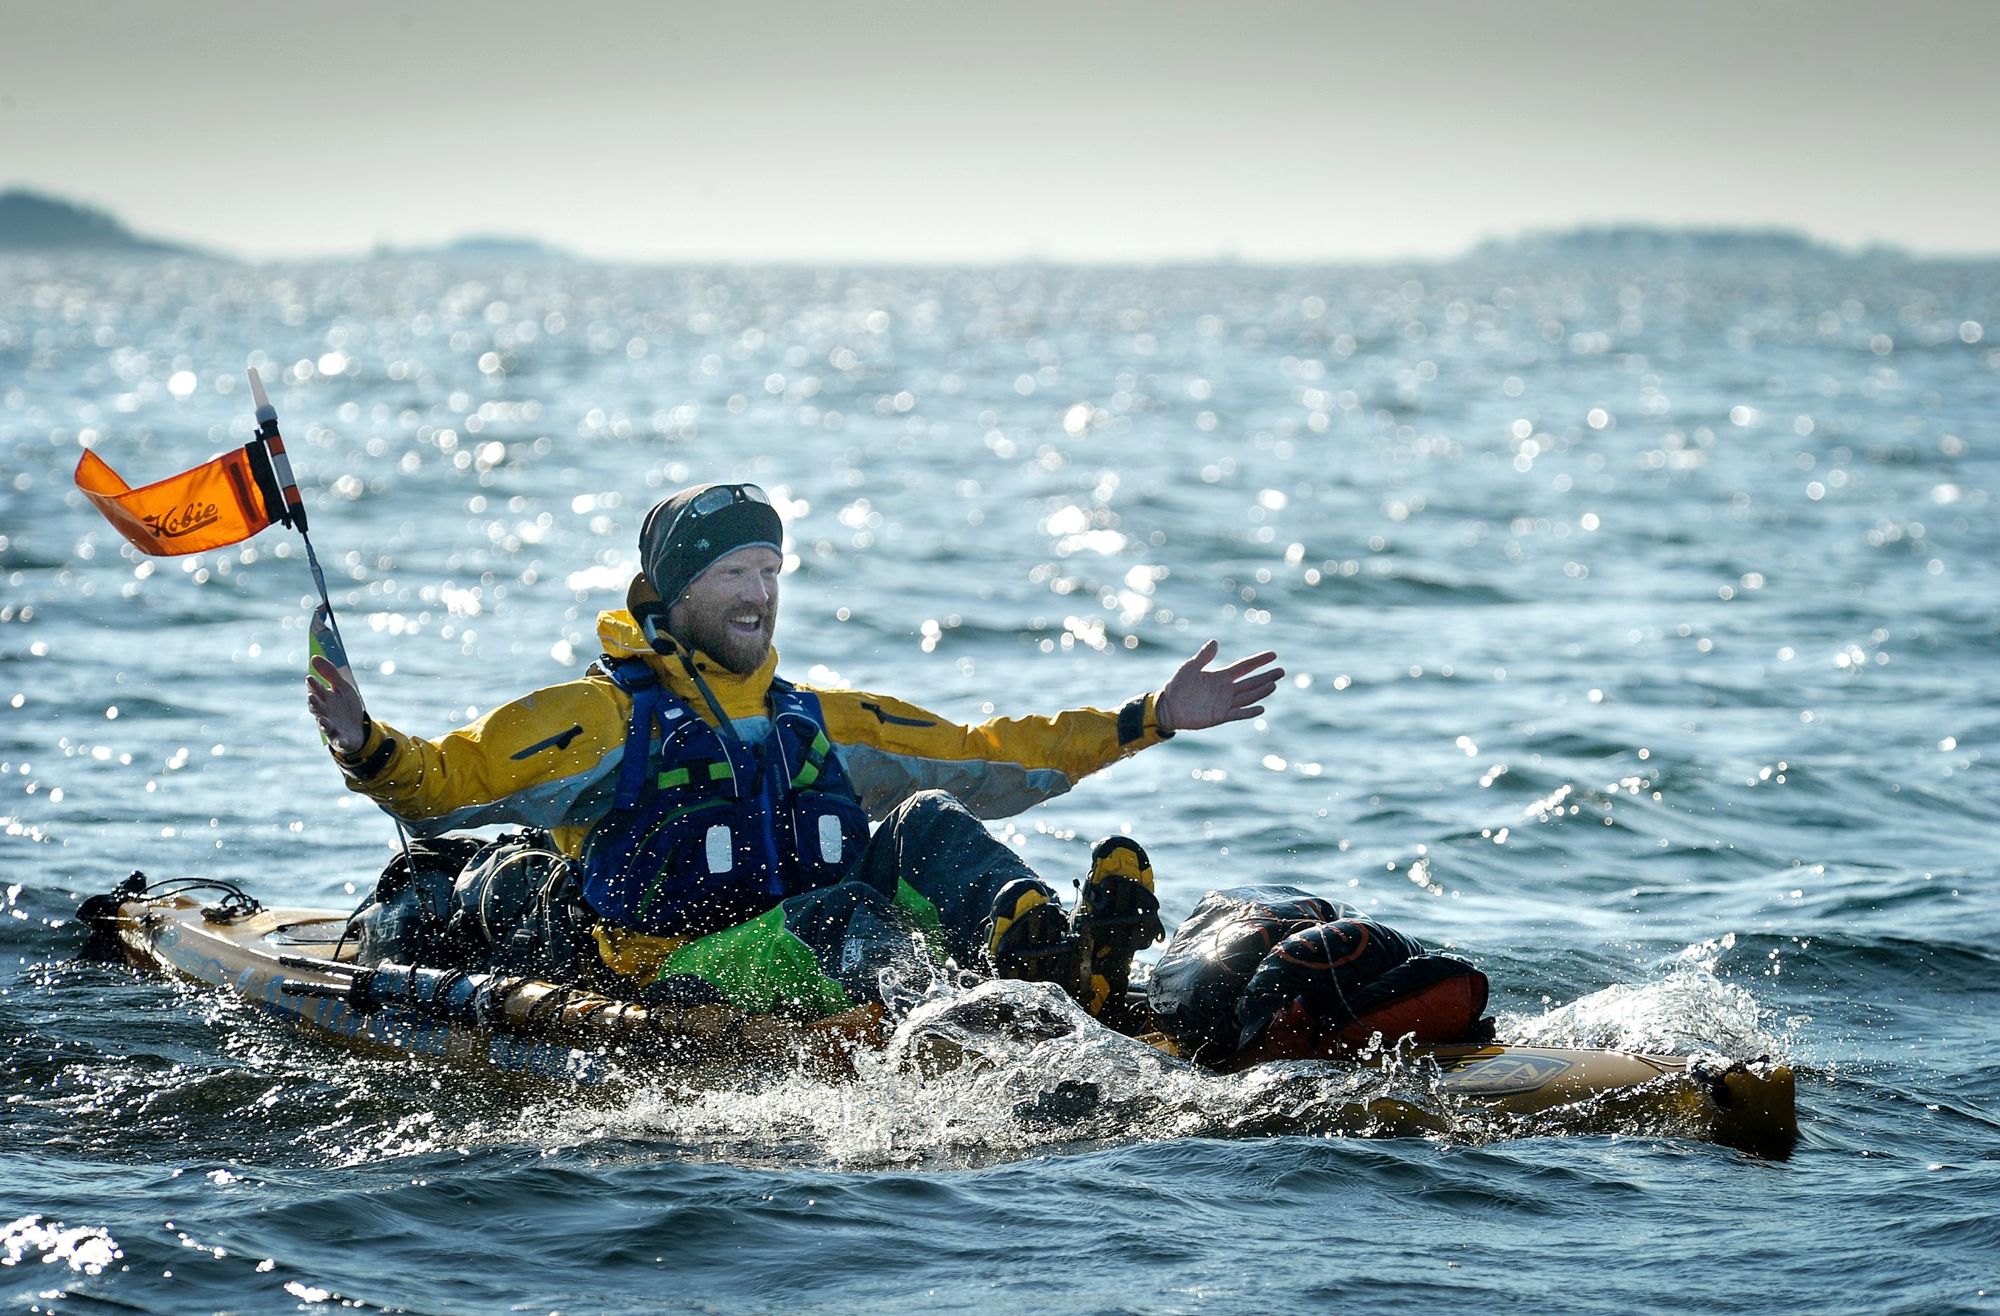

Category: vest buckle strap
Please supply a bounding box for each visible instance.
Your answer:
[658,761,734,790]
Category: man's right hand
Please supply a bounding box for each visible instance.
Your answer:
[1154,640,1283,733]
[307,655,368,755]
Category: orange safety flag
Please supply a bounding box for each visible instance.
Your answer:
[73,444,278,557]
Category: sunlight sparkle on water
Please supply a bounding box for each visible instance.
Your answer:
[1,1217,123,1275]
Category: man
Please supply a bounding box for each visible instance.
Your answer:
[309,482,1281,1021]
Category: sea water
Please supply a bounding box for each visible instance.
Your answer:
[1,248,1995,1313]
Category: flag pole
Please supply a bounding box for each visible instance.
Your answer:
[246,368,342,639]
[247,366,420,882]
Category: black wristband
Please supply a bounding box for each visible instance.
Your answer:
[1118,695,1170,746]
[346,720,396,779]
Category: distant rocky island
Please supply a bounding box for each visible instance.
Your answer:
[370,233,574,260]
[0,188,197,253]
[1471,223,1891,262]
[0,187,569,261]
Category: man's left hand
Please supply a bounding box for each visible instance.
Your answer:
[1155,640,1284,733]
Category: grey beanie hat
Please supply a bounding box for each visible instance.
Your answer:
[637,483,783,604]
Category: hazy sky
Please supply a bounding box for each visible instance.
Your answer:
[3,0,1994,262]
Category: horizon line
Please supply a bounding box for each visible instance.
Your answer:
[7,185,1999,268]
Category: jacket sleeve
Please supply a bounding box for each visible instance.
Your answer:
[330,674,632,838]
[813,684,1174,820]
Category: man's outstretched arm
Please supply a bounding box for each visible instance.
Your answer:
[817,639,1285,819]
[305,654,628,838]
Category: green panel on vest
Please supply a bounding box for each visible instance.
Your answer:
[657,905,855,1018]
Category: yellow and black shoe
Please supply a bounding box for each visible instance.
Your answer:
[1074,835,1165,1029]
[985,878,1087,999]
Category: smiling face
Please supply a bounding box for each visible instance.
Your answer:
[665,545,782,673]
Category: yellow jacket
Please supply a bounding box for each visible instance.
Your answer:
[333,608,1174,855]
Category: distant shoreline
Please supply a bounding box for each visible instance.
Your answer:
[3,186,1990,267]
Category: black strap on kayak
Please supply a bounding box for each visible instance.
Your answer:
[92,871,262,916]
[75,871,264,961]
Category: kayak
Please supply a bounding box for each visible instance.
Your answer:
[77,877,1799,1158]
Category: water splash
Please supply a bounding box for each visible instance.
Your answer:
[516,979,1735,1169]
[1499,962,1790,1058]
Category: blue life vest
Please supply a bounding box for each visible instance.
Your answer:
[577,657,874,937]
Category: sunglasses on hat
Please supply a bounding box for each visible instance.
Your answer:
[650,482,772,546]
